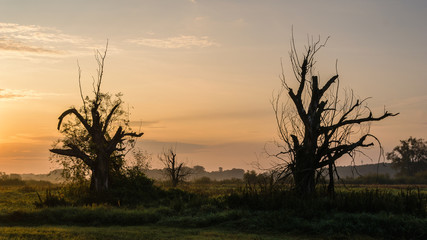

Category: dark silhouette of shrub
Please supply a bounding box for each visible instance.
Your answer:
[34,189,67,208]
[109,166,161,206]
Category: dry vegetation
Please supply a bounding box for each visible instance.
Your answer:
[0,176,425,239]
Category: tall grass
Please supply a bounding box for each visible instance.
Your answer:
[343,171,427,185]
[0,179,426,239]
[224,187,426,217]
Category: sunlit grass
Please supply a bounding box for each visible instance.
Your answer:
[0,187,38,214]
[0,225,312,240]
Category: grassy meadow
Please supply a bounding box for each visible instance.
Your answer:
[0,225,306,240]
[0,178,426,239]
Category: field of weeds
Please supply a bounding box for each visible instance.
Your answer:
[0,180,425,239]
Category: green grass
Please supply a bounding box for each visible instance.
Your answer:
[0,225,322,240]
[0,186,40,214]
[0,207,425,239]
[0,181,426,239]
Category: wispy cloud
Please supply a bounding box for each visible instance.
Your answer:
[128,35,220,49]
[0,133,56,144]
[0,38,60,54]
[0,23,84,43]
[0,22,89,56]
[0,88,61,101]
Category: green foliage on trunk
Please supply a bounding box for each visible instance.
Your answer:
[50,45,142,194]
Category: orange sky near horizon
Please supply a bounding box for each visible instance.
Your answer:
[0,0,426,174]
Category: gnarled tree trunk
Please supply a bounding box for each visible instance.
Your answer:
[91,154,109,192]
[272,34,398,197]
[50,44,143,194]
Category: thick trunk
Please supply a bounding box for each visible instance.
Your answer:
[293,149,316,196]
[292,131,317,196]
[293,166,315,196]
[90,154,109,193]
[171,177,178,187]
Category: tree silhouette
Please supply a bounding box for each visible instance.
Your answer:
[50,44,143,193]
[159,147,191,187]
[387,137,427,176]
[271,35,398,196]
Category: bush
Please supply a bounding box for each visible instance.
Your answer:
[107,166,162,206]
[60,180,91,206]
[34,189,67,208]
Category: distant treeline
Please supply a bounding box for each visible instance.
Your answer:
[3,163,426,185]
[335,163,398,178]
[144,166,245,181]
[1,167,246,184]
[0,172,55,187]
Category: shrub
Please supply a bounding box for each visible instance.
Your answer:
[57,166,161,207]
[107,166,161,206]
[34,189,67,208]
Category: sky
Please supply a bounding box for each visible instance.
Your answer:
[0,0,426,173]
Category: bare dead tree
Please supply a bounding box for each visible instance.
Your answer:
[271,34,398,196]
[50,43,143,193]
[159,147,191,187]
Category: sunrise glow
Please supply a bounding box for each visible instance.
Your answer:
[0,0,426,174]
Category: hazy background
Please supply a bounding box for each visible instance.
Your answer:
[0,0,426,173]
